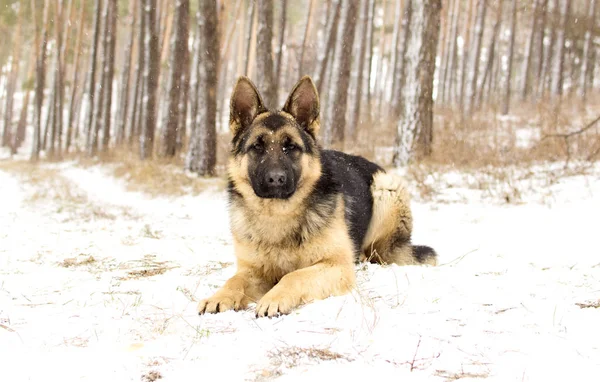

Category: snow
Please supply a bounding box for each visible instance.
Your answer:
[1,160,600,381]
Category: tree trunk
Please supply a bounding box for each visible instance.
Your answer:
[88,0,109,156]
[101,0,117,153]
[391,0,411,118]
[298,0,316,76]
[535,0,549,98]
[389,0,405,111]
[176,44,191,153]
[364,0,376,123]
[464,0,486,116]
[348,0,372,139]
[31,0,51,162]
[550,0,571,97]
[66,2,85,152]
[393,0,441,166]
[185,0,219,176]
[128,1,146,147]
[315,0,342,94]
[444,0,460,105]
[274,0,287,105]
[477,0,502,109]
[502,0,518,115]
[115,1,137,146]
[160,0,190,158]
[140,0,161,160]
[244,0,256,76]
[2,4,24,148]
[256,0,276,108]
[84,0,103,156]
[520,0,539,101]
[323,0,358,149]
[580,0,597,100]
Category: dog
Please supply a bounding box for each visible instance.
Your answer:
[197,76,437,318]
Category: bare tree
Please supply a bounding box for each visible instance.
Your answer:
[274,0,287,104]
[31,0,51,162]
[84,0,104,155]
[140,0,161,160]
[477,0,503,108]
[520,0,540,101]
[393,0,441,166]
[314,0,342,93]
[580,0,597,100]
[550,0,572,97]
[128,1,146,146]
[502,0,518,115]
[160,0,190,158]
[2,4,24,148]
[348,0,372,139]
[101,0,117,153]
[186,0,219,175]
[256,0,276,107]
[115,1,137,146]
[298,0,316,76]
[323,0,359,149]
[464,0,487,116]
[66,2,86,152]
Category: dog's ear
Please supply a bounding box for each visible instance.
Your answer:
[282,76,320,138]
[230,76,267,136]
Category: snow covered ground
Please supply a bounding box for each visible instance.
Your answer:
[1,159,599,381]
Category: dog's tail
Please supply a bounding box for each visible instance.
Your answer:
[362,171,438,266]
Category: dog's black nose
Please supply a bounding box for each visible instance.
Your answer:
[266,170,287,187]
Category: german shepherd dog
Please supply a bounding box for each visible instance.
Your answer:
[198,76,437,318]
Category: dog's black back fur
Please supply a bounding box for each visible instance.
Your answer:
[311,150,383,257]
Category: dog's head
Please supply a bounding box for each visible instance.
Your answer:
[228,76,321,200]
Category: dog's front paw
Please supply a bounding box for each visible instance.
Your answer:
[255,289,299,318]
[197,290,245,315]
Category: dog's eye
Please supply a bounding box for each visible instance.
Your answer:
[283,143,299,153]
[250,142,264,152]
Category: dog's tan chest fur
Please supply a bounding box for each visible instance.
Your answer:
[231,195,354,284]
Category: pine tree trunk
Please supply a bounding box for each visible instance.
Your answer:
[244,0,256,76]
[476,0,502,109]
[323,0,358,149]
[256,0,276,107]
[458,0,475,109]
[464,0,486,116]
[298,0,316,76]
[391,0,411,118]
[274,0,287,105]
[128,1,146,147]
[31,0,51,162]
[393,0,441,166]
[140,0,161,160]
[315,0,342,94]
[502,0,518,115]
[84,0,103,155]
[520,0,540,101]
[389,0,404,111]
[540,0,558,97]
[2,4,24,148]
[66,2,85,152]
[348,0,371,139]
[551,0,571,97]
[364,0,376,123]
[176,45,191,153]
[115,1,137,146]
[160,0,190,158]
[580,0,597,100]
[88,0,109,156]
[101,0,117,153]
[444,0,460,105]
[535,0,549,97]
[185,0,219,176]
